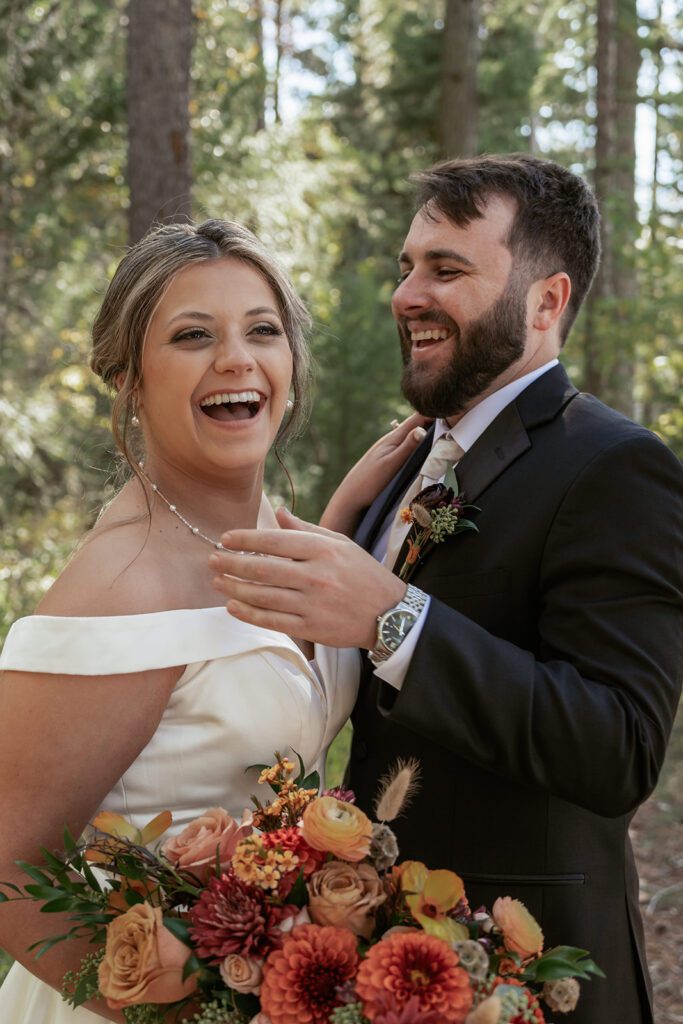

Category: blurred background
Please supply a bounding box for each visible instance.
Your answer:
[0,0,681,1016]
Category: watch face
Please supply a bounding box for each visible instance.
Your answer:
[380,609,418,652]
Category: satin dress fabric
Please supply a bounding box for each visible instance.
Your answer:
[0,607,359,1022]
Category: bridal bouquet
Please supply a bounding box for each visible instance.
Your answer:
[0,755,602,1023]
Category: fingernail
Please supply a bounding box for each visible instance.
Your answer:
[209,553,220,566]
[390,419,401,429]
[412,427,427,441]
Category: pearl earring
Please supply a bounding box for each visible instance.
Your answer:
[131,413,140,427]
[285,399,294,413]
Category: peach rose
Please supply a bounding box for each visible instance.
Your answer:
[220,954,263,995]
[307,860,386,939]
[301,796,372,862]
[162,807,252,881]
[98,903,197,1009]
[492,897,544,959]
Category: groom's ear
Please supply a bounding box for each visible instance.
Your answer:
[531,272,571,332]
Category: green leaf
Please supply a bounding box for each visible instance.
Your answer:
[38,848,70,874]
[302,770,320,792]
[522,945,605,982]
[162,916,192,947]
[0,880,23,896]
[443,465,459,494]
[181,951,202,982]
[63,827,79,856]
[31,934,69,959]
[15,862,54,887]
[288,749,305,786]
[80,857,104,893]
[286,870,308,908]
[24,883,65,900]
[124,888,146,907]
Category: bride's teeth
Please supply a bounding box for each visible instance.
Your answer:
[200,390,261,407]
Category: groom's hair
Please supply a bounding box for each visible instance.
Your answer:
[412,154,601,344]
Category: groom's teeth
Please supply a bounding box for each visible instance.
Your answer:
[199,390,261,407]
[410,329,451,342]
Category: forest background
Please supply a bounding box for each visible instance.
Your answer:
[1,0,681,1017]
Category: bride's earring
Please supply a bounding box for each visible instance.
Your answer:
[285,399,294,414]
[131,398,140,427]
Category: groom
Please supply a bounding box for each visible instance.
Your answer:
[211,154,683,1023]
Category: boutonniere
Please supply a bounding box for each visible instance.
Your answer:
[396,476,479,581]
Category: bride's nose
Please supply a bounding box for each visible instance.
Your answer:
[213,334,256,375]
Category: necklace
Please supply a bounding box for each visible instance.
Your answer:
[137,463,226,551]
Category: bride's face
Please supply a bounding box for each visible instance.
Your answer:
[138,257,293,480]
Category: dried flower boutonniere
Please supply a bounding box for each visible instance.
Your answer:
[396,479,479,581]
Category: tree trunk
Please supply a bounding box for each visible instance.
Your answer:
[584,0,639,417]
[127,0,193,243]
[253,0,267,132]
[439,0,479,158]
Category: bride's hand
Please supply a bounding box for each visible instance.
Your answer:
[320,412,431,536]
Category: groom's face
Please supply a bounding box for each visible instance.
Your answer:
[392,196,531,421]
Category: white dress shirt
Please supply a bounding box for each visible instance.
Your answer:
[373,359,558,690]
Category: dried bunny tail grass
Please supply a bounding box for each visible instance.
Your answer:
[374,758,421,823]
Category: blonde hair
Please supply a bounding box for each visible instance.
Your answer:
[91,219,312,477]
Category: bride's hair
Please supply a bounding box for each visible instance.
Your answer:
[91,218,312,479]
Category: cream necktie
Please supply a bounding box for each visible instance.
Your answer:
[383,433,464,570]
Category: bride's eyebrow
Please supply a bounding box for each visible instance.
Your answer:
[166,310,214,327]
[245,306,281,318]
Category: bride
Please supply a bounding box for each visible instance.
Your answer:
[0,219,391,1022]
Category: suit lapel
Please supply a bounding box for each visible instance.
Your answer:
[354,426,435,552]
[389,364,579,575]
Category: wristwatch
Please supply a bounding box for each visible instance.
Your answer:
[368,585,428,666]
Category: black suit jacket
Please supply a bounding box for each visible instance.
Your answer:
[349,365,683,1024]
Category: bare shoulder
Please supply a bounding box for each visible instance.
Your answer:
[37,492,188,617]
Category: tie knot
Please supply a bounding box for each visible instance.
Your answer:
[420,434,464,483]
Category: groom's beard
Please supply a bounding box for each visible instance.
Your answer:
[399,281,528,419]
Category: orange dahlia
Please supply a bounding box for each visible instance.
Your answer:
[260,924,359,1024]
[356,930,473,1023]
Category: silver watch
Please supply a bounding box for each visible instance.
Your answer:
[368,585,428,666]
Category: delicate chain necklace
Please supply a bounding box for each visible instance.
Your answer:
[137,463,226,551]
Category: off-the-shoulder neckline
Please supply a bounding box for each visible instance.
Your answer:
[25,606,230,621]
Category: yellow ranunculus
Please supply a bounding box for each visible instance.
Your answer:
[301,797,372,862]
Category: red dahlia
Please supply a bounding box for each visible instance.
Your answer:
[189,869,285,962]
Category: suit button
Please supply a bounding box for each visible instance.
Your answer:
[353,738,369,760]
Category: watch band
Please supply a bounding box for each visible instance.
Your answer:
[368,585,428,666]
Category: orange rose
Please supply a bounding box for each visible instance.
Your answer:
[492,897,544,959]
[162,807,252,881]
[98,903,198,1009]
[301,796,372,862]
[307,860,386,939]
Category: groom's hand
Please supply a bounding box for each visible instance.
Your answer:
[209,508,407,648]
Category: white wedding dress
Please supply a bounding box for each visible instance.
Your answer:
[0,607,359,1022]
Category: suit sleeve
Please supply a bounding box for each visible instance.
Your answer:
[377,433,683,817]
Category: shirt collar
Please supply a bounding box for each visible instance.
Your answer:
[433,359,559,452]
